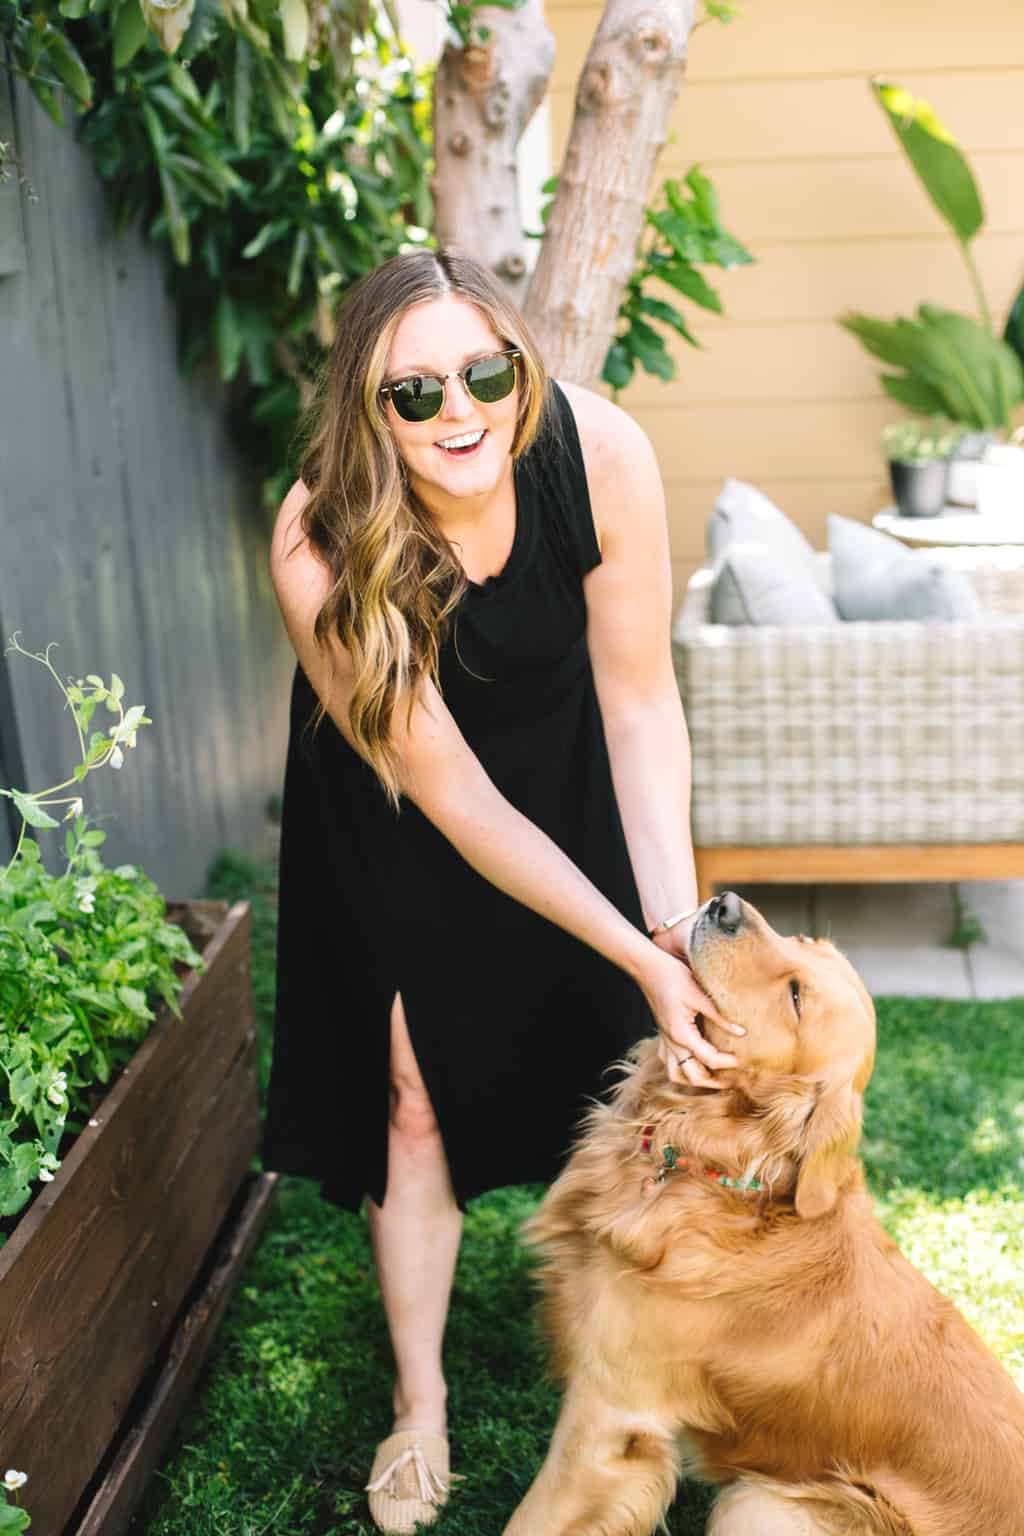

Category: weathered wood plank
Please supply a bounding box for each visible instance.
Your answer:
[71,1172,280,1536]
[0,81,292,898]
[0,903,258,1536]
[0,72,25,277]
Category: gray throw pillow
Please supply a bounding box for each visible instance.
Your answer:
[828,515,983,622]
[710,542,840,626]
[708,479,819,575]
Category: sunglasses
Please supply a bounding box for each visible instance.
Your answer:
[379,349,521,424]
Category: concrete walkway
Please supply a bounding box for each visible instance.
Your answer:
[728,880,1024,1000]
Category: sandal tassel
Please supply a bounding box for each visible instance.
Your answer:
[365,1445,450,1506]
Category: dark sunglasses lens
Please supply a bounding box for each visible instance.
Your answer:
[465,354,517,404]
[391,375,444,422]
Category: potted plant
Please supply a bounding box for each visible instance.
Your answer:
[881,419,961,518]
[0,637,275,1536]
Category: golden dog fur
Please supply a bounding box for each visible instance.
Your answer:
[502,895,1024,1536]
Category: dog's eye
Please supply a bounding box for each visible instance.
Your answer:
[790,978,802,1016]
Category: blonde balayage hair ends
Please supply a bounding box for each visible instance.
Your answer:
[298,249,549,805]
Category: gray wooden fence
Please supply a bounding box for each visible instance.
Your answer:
[0,71,295,896]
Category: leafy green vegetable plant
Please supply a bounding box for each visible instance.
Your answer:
[0,637,201,1234]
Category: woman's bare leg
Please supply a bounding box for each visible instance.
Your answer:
[366,992,463,1431]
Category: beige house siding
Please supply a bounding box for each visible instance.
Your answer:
[545,0,1024,601]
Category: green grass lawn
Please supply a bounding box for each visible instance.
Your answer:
[132,858,1024,1534]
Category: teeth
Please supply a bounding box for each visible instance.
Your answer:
[438,430,484,450]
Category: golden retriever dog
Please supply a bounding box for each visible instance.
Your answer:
[503,892,1024,1536]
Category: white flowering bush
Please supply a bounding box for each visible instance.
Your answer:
[0,637,202,1234]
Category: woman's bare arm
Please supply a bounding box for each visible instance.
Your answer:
[561,384,744,1081]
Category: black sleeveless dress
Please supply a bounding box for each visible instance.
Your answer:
[262,381,655,1211]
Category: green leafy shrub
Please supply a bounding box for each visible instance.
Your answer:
[1,0,433,504]
[4,0,755,489]
[0,639,201,1236]
[603,167,754,394]
[529,164,753,394]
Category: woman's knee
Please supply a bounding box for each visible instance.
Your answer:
[389,1077,440,1142]
[388,994,440,1143]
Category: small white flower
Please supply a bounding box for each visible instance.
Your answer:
[63,797,84,821]
[78,892,95,914]
[88,1118,100,1127]
[46,1072,67,1105]
[3,1470,27,1490]
[109,745,124,770]
[124,730,137,750]
[38,1169,55,1183]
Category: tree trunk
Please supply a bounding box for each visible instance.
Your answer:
[431,0,555,306]
[523,0,697,385]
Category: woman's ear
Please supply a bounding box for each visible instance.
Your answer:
[795,1078,862,1220]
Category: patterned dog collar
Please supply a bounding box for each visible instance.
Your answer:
[641,1125,763,1191]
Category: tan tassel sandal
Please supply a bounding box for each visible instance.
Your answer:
[365,1428,461,1534]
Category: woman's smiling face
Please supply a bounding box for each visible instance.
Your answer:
[381,295,520,506]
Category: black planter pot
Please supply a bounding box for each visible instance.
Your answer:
[888,457,950,518]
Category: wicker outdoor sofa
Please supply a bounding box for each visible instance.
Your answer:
[673,544,1024,902]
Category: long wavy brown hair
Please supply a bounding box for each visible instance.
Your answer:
[298,248,550,805]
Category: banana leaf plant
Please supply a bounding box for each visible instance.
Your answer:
[841,304,1023,432]
[839,80,1024,434]
[1005,283,1024,375]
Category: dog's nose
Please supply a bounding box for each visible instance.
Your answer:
[709,891,744,935]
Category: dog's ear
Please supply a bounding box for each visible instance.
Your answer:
[795,1078,862,1220]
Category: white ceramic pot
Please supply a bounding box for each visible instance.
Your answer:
[947,430,999,506]
[948,458,983,506]
[975,444,1024,520]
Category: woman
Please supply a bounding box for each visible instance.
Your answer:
[262,247,743,1535]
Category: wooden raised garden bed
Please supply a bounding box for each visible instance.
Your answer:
[0,899,279,1536]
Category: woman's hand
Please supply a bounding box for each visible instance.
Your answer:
[638,938,745,1088]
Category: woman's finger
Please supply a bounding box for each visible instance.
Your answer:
[682,1054,720,1089]
[687,981,745,1038]
[666,1016,737,1072]
[658,1035,725,1091]
[658,1036,706,1088]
